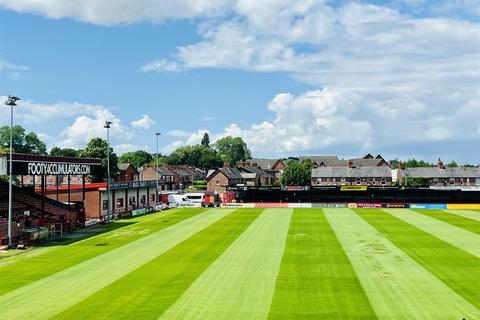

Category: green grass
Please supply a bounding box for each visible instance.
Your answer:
[161,208,292,320]
[354,208,480,311]
[0,208,204,295]
[53,208,264,319]
[414,209,480,234]
[0,208,234,320]
[383,208,480,257]
[268,208,375,319]
[1,207,479,320]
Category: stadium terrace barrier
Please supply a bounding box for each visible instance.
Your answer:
[220,202,478,209]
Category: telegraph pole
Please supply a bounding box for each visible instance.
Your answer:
[104,121,112,222]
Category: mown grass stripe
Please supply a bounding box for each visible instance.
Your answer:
[355,208,480,311]
[325,208,479,320]
[383,208,480,257]
[0,208,204,295]
[443,209,480,222]
[52,208,265,320]
[160,208,292,320]
[0,208,235,320]
[268,208,375,319]
[413,209,480,235]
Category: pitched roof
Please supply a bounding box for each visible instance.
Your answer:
[239,166,271,177]
[207,167,244,181]
[312,166,391,178]
[300,156,386,167]
[118,163,132,171]
[158,167,174,176]
[402,167,480,178]
[240,172,257,179]
[247,158,283,170]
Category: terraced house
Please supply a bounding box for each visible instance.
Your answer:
[398,159,480,189]
[311,161,392,187]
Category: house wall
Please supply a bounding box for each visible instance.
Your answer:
[311,177,392,187]
[207,172,229,193]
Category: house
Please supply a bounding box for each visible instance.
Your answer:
[206,164,244,193]
[117,163,139,182]
[237,166,273,186]
[167,165,196,189]
[300,154,388,168]
[138,166,175,190]
[398,159,480,188]
[239,158,285,181]
[311,161,392,187]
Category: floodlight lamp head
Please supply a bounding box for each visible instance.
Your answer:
[5,95,20,106]
[155,132,161,136]
[104,120,112,128]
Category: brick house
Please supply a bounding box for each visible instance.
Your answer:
[237,166,272,186]
[300,154,388,168]
[117,163,139,182]
[239,158,285,181]
[311,161,392,187]
[138,166,174,190]
[206,165,244,193]
[398,159,480,188]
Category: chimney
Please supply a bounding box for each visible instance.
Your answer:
[437,158,445,169]
[348,160,353,168]
[224,162,231,168]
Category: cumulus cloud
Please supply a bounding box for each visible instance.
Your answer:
[131,114,155,130]
[0,0,233,25]
[144,1,480,155]
[59,108,135,149]
[114,143,149,155]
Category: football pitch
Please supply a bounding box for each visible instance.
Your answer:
[1,207,479,320]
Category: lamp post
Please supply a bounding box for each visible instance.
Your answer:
[5,95,20,248]
[104,121,112,223]
[155,132,161,204]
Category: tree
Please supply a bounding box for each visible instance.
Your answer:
[50,147,79,157]
[213,136,251,166]
[446,160,458,168]
[403,159,432,168]
[201,132,210,147]
[165,145,222,171]
[118,150,153,168]
[281,159,312,186]
[0,125,47,154]
[80,138,119,182]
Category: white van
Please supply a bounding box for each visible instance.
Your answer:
[184,193,205,204]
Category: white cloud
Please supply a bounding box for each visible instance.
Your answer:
[59,108,135,149]
[0,58,30,71]
[131,114,155,130]
[0,0,234,25]
[166,129,192,137]
[144,2,480,155]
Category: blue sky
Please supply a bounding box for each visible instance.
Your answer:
[0,0,479,163]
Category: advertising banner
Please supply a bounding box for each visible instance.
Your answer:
[341,186,368,191]
[409,204,447,209]
[131,208,148,216]
[356,203,382,208]
[221,203,255,208]
[287,203,312,208]
[446,204,480,210]
[254,202,289,208]
[347,203,358,208]
[312,203,347,208]
[385,203,408,208]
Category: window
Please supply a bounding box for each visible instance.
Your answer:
[356,178,361,185]
[102,200,108,210]
[317,178,322,183]
[116,198,124,208]
[381,178,386,185]
[149,194,155,202]
[141,195,146,204]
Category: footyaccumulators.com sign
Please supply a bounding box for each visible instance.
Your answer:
[27,162,91,175]
[0,158,97,176]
